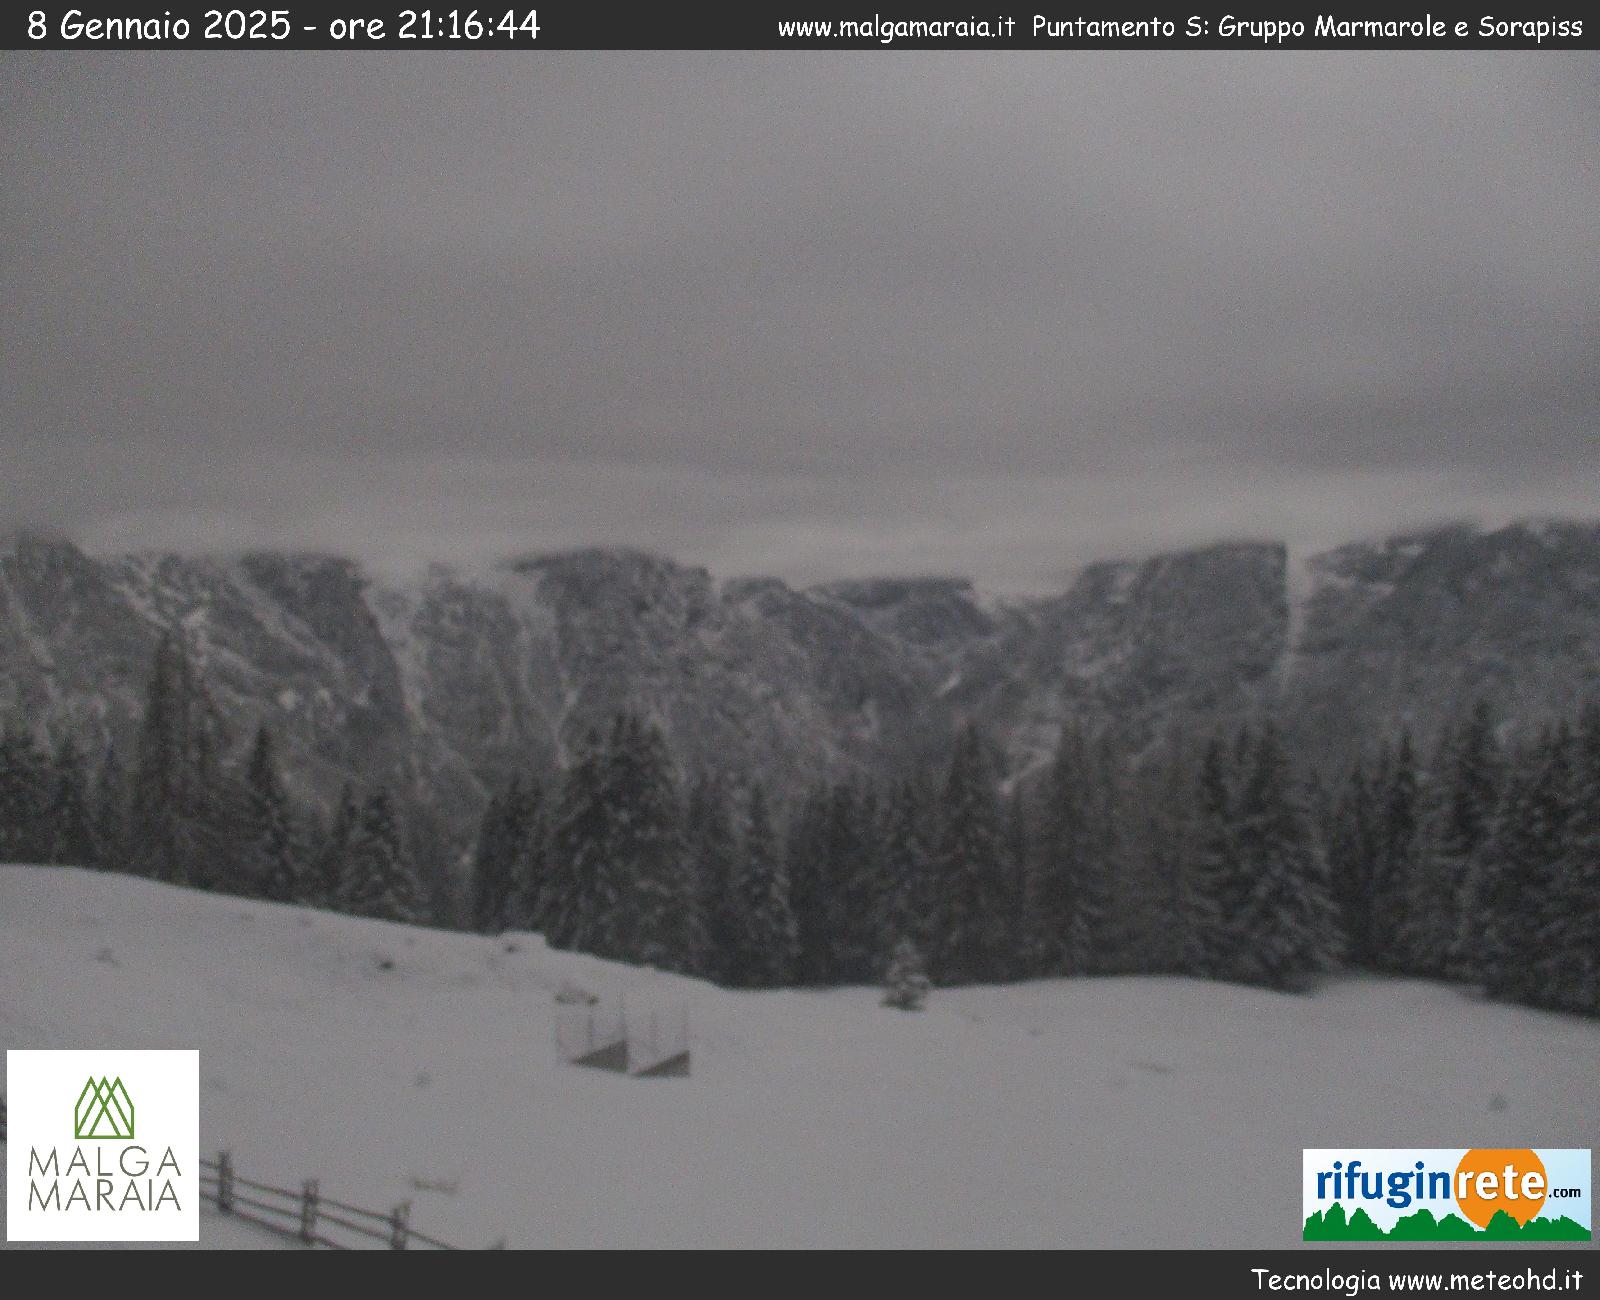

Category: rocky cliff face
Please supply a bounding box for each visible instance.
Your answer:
[3,520,1597,843]
[1286,521,1600,768]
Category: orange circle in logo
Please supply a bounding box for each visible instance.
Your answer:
[1454,1148,1547,1229]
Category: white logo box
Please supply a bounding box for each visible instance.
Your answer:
[7,1048,199,1242]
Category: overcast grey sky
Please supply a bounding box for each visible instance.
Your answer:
[2,53,1596,589]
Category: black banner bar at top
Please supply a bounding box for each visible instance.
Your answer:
[7,4,1598,50]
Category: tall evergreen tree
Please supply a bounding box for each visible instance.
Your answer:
[505,781,549,932]
[129,631,227,885]
[1370,731,1421,969]
[1541,705,1600,1013]
[998,785,1030,976]
[1394,718,1494,976]
[1485,727,1573,1007]
[542,727,611,952]
[0,723,52,864]
[1122,735,1207,976]
[242,726,299,902]
[606,715,699,973]
[92,742,129,871]
[1326,757,1380,967]
[1228,725,1340,989]
[1026,722,1100,977]
[47,736,95,867]
[1425,702,1502,976]
[470,776,540,933]
[877,776,934,957]
[310,781,359,905]
[337,790,423,923]
[686,772,739,981]
[1190,736,1239,979]
[819,779,881,983]
[786,783,835,984]
[731,782,799,987]
[929,725,1009,984]
[1471,741,1540,998]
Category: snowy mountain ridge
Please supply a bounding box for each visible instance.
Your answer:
[3,519,1600,841]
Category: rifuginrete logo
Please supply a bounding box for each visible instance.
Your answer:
[1302,1148,1592,1241]
[6,1049,199,1242]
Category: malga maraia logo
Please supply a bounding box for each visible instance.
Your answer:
[1302,1148,1591,1241]
[6,1049,199,1242]
[74,1075,136,1140]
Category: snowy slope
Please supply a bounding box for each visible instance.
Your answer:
[3,866,1596,1249]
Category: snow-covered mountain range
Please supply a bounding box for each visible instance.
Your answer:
[3,521,1598,839]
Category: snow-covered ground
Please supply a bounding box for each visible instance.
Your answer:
[3,865,1596,1248]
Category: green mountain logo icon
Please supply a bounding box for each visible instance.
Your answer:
[74,1075,135,1140]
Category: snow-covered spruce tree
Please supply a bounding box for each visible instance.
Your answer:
[603,714,700,973]
[337,789,423,923]
[1081,732,1135,972]
[685,771,739,982]
[1425,701,1503,977]
[1516,726,1580,1011]
[541,726,613,953]
[504,782,549,933]
[1025,721,1100,978]
[186,724,254,894]
[92,742,129,870]
[1471,741,1542,999]
[242,726,299,902]
[309,781,359,906]
[469,788,510,930]
[1229,725,1340,990]
[1541,704,1600,1014]
[733,782,799,987]
[128,631,188,881]
[1189,735,1240,979]
[881,936,931,1011]
[1119,733,1208,977]
[999,785,1031,978]
[45,736,95,867]
[877,776,935,958]
[930,725,1010,985]
[470,776,540,933]
[820,778,882,984]
[786,783,835,984]
[0,723,53,865]
[1370,731,1421,970]
[1399,710,1502,980]
[1325,756,1380,968]
[129,630,233,886]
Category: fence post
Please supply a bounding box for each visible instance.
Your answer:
[389,1199,411,1250]
[217,1150,235,1214]
[299,1178,319,1244]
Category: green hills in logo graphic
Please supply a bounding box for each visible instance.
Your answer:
[1305,1203,1590,1241]
[74,1075,135,1140]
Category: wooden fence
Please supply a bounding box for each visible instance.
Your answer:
[199,1151,463,1249]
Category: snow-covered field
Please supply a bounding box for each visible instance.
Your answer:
[3,865,1596,1248]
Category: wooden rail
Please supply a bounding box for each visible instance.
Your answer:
[200,1152,463,1249]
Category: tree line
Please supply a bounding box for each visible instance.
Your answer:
[1,632,1594,1015]
[0,633,428,924]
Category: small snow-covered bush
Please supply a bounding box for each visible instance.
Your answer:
[882,938,930,1012]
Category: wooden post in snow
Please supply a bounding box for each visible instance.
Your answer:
[217,1150,235,1213]
[389,1199,411,1250]
[299,1178,319,1244]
